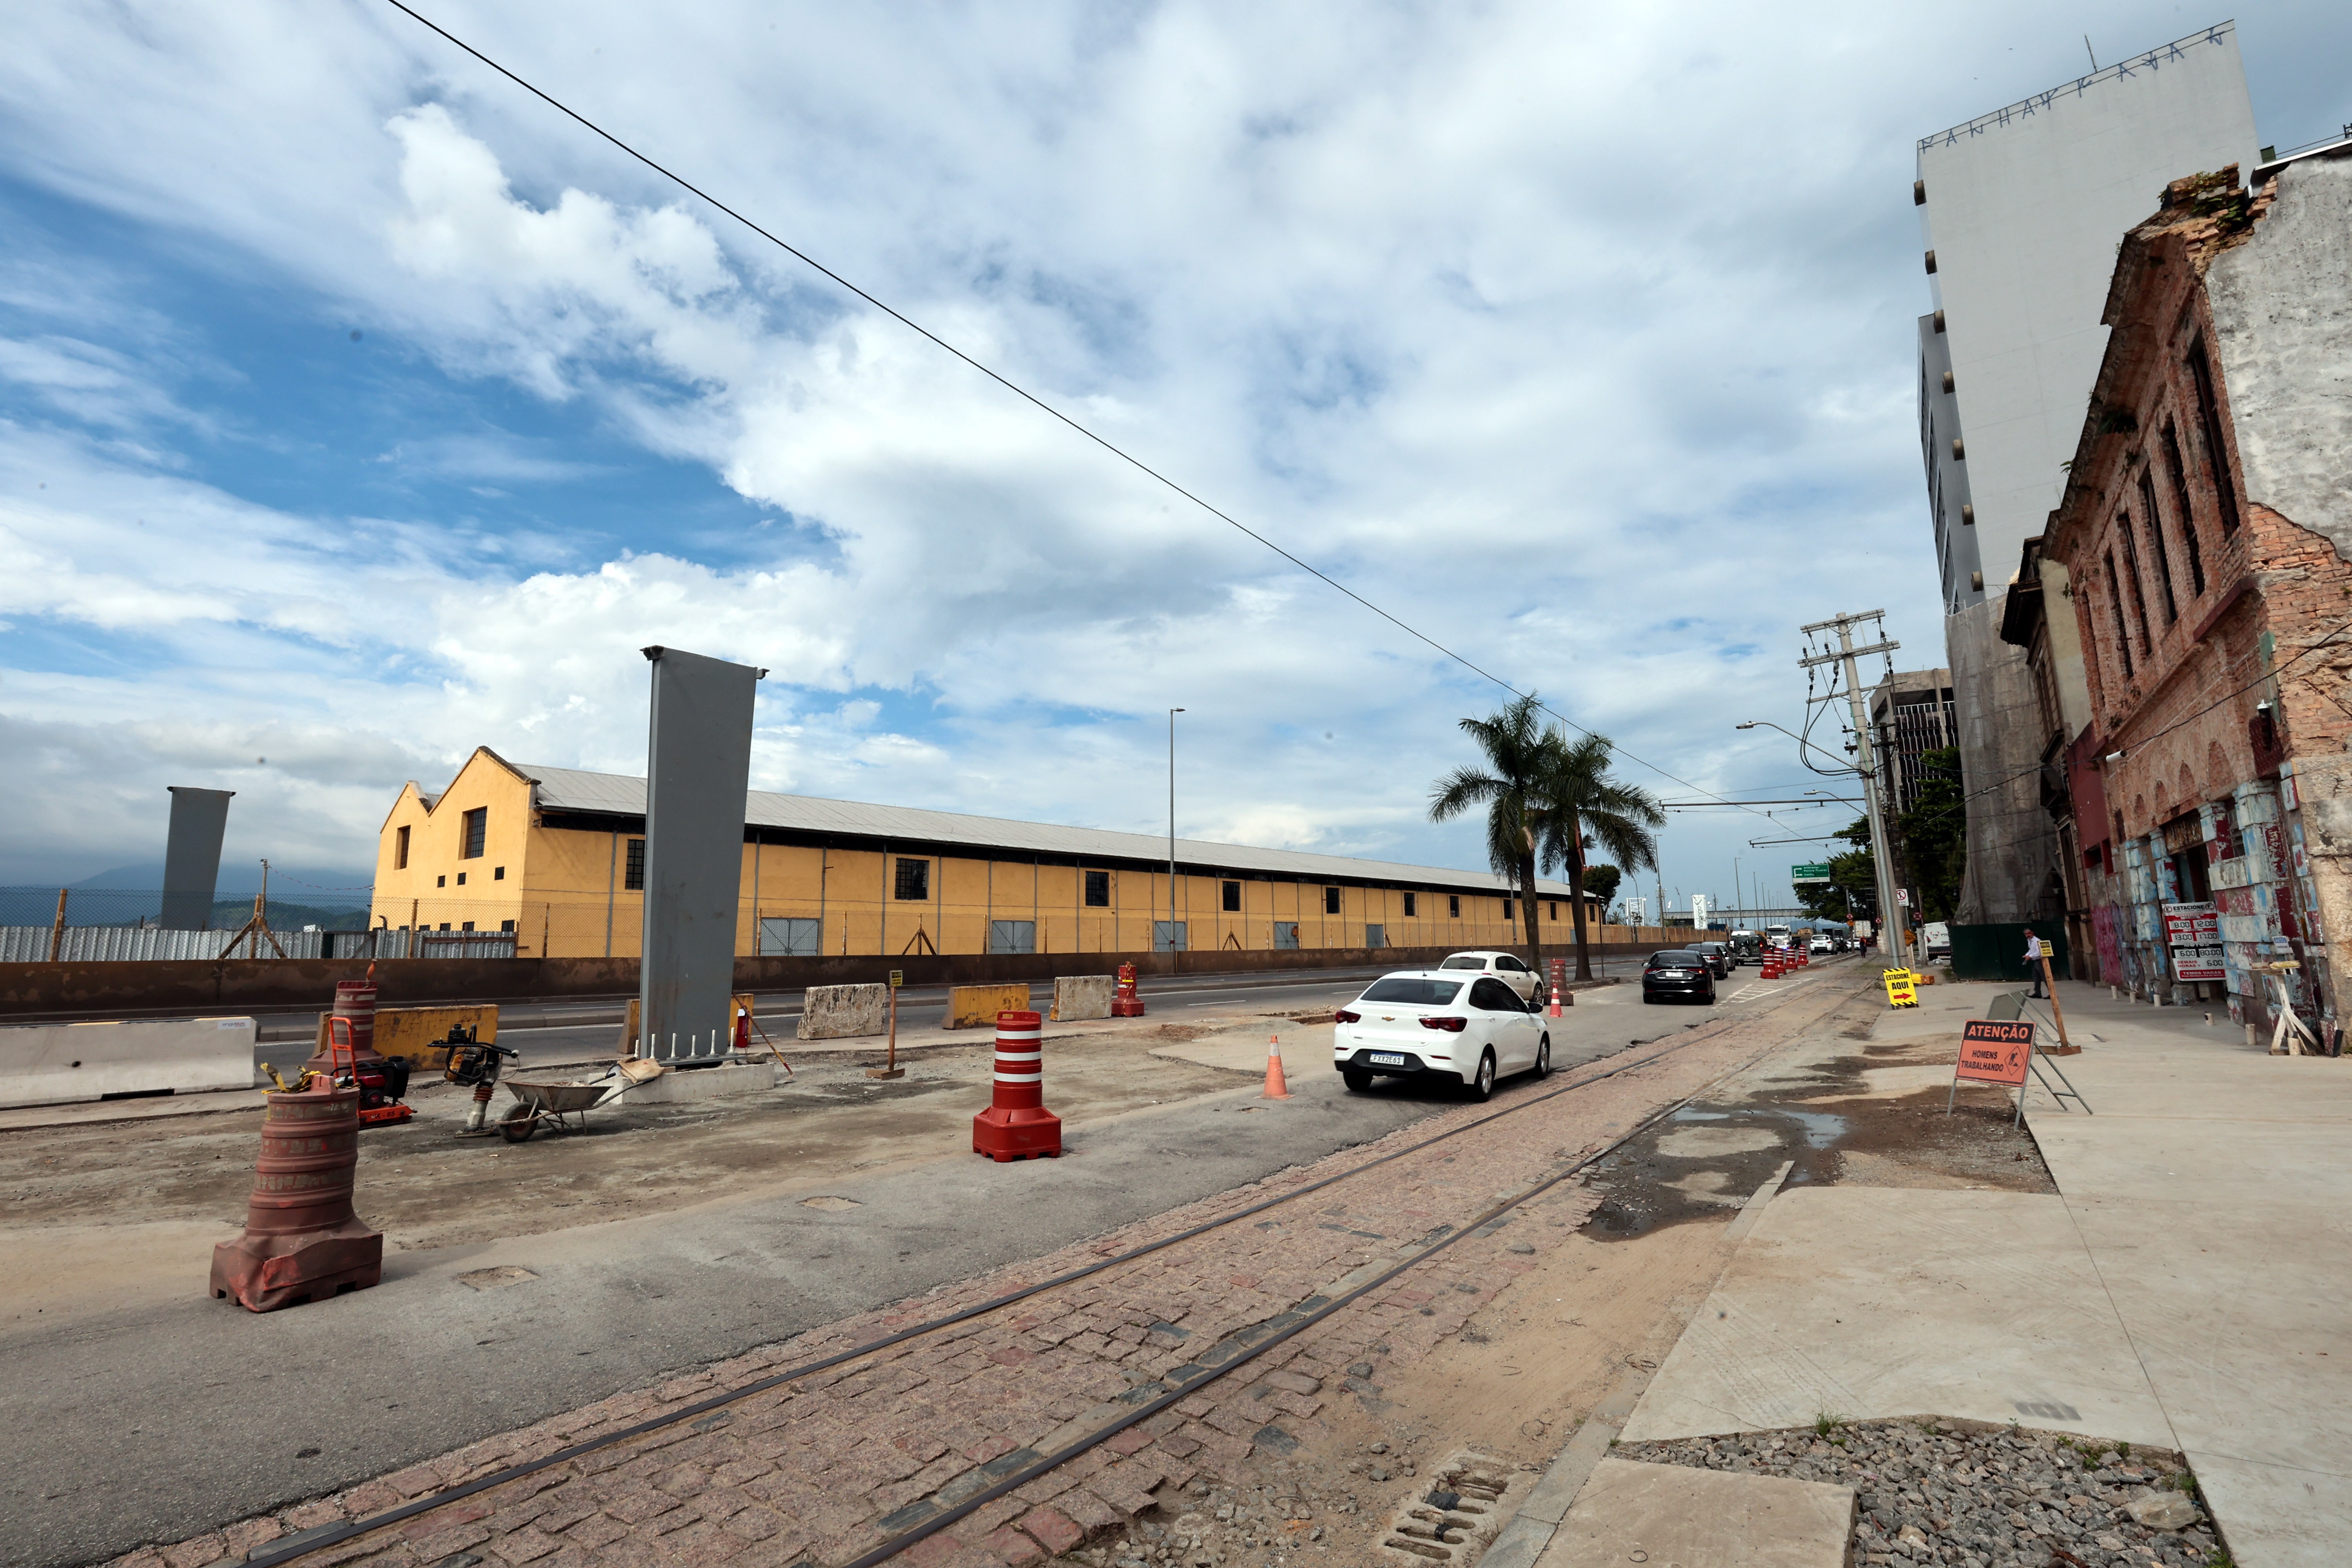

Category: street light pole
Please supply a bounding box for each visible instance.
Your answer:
[1169,708,1185,958]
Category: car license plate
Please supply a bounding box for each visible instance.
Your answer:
[1368,1053,1406,1066]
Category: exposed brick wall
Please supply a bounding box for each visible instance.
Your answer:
[2046,164,2352,1027]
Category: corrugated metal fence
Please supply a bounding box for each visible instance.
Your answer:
[0,927,518,963]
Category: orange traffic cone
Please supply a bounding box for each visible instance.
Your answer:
[1261,1034,1291,1100]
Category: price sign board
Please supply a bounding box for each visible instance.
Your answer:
[1791,863,1831,884]
[1955,1019,2034,1086]
[2162,902,2223,982]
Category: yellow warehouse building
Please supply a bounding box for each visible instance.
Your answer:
[370,748,1621,960]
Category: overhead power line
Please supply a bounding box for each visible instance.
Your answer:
[378,0,1788,829]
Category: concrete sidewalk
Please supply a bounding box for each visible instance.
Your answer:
[1606,976,2352,1566]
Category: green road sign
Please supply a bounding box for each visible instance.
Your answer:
[1791,863,1831,883]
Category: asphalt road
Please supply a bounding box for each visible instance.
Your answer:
[6,1041,1563,1565]
[247,957,1650,1070]
[0,952,1779,1568]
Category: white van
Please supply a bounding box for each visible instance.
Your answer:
[1922,921,1951,963]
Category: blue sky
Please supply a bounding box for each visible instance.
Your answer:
[3,2,2348,909]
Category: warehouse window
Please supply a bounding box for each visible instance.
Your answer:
[461,807,487,859]
[1549,900,1559,920]
[895,858,930,901]
[493,866,505,881]
[1448,895,1460,918]
[1323,886,1342,915]
[1084,869,1111,907]
[1221,880,1241,912]
[395,825,410,870]
[460,922,474,932]
[436,875,446,888]
[501,919,515,933]
[624,838,645,891]
[1504,898,1515,922]
[456,872,466,886]
[1403,892,1417,917]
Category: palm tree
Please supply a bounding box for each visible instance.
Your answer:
[1429,693,1552,982]
[1533,732,1663,983]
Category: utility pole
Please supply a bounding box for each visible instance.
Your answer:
[1799,611,1906,967]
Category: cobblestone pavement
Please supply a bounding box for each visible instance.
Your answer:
[111,974,1871,1568]
[1617,1419,2221,1568]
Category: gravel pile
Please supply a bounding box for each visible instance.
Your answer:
[1615,1418,2222,1567]
[1085,1471,1363,1568]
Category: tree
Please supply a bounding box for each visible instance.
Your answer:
[1429,693,1553,982]
[1897,748,1967,922]
[1532,734,1663,982]
[1579,864,1623,908]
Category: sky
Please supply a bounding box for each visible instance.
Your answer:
[3,1,2348,912]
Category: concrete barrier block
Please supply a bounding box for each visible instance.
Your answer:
[799,983,888,1040]
[621,1060,775,1103]
[946,983,1033,1029]
[1051,975,1116,1022]
[0,1016,258,1109]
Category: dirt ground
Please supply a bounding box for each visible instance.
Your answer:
[0,1020,1301,1327]
[1579,1013,2056,1244]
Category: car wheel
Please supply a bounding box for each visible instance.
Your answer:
[1534,1036,1551,1078]
[1341,1067,1373,1093]
[1465,1050,1496,1102]
[1641,993,1655,1005]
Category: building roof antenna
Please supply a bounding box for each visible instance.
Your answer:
[2084,36,2098,73]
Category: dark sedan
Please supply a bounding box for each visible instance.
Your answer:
[1641,949,1718,1004]
[1692,941,1733,979]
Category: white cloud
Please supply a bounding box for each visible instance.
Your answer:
[1,1,2347,895]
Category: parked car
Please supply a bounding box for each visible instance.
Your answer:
[1439,950,1544,1004]
[1334,971,1550,1100]
[1641,950,1717,1005]
[1726,930,1761,965]
[1691,940,1733,979]
[1922,921,1952,963]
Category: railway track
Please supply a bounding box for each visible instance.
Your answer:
[240,965,1873,1568]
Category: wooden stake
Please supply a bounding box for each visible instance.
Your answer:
[869,971,905,1079]
[47,887,67,964]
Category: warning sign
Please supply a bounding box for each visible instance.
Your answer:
[1883,967,1918,1008]
[1955,1019,2034,1087]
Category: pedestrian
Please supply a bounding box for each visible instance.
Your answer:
[2024,931,2046,998]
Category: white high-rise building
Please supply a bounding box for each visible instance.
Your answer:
[1913,24,2259,924]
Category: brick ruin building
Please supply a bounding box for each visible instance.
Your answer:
[2039,144,2352,1033]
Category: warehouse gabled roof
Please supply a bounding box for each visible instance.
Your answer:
[511,760,1578,897]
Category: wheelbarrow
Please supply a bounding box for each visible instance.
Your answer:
[498,1078,612,1143]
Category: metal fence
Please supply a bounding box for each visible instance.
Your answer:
[0,924,518,963]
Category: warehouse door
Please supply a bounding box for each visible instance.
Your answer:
[1274,922,1300,950]
[1153,921,1188,953]
[1364,924,1385,949]
[759,918,822,956]
[988,920,1036,954]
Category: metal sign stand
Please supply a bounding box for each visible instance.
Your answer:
[2025,1048,2091,1123]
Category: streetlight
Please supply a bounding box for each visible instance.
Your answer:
[1169,709,1185,956]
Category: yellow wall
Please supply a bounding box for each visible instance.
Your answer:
[368,758,1643,960]
[370,753,536,944]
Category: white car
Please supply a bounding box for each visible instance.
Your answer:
[1334,970,1551,1101]
[1809,935,1834,954]
[1438,949,1545,1004]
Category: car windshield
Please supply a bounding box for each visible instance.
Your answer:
[1648,951,1702,967]
[1359,978,1464,1006]
[1438,956,1485,970]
